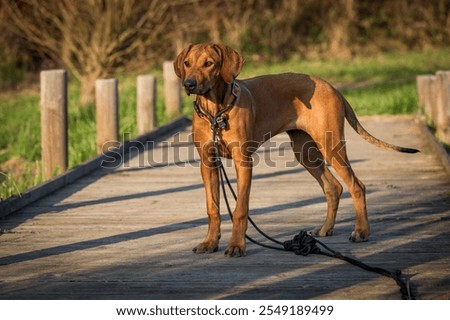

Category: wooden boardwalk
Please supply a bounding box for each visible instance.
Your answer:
[0,115,449,299]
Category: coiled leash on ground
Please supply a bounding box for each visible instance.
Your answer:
[194,85,413,300]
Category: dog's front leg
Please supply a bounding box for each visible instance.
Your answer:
[224,151,253,257]
[193,148,221,254]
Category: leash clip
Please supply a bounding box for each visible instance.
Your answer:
[215,115,228,130]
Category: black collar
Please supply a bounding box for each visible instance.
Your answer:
[193,81,240,132]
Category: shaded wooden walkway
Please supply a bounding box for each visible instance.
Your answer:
[0,116,449,299]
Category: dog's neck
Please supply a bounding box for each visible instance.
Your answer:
[196,81,236,116]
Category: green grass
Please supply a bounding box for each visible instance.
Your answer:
[342,80,418,115]
[240,49,450,116]
[1,48,449,199]
[240,49,450,83]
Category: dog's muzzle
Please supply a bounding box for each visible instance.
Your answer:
[183,79,210,96]
[183,79,197,94]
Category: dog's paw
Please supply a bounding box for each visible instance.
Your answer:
[349,230,369,243]
[310,227,334,237]
[224,244,246,257]
[192,242,218,254]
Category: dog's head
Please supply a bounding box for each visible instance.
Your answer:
[173,43,245,96]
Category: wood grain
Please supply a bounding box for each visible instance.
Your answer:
[1,116,449,299]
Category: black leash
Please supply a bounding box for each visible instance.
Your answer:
[195,83,413,300]
[218,159,412,299]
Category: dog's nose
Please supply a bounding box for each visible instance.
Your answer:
[183,79,197,91]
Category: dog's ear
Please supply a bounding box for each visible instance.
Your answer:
[173,44,193,80]
[215,44,245,84]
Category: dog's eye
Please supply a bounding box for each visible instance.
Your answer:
[204,61,213,68]
[184,61,190,67]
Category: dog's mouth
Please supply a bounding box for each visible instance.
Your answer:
[185,86,211,96]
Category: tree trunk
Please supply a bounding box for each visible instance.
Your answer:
[79,74,98,106]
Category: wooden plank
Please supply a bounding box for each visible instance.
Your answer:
[0,116,449,300]
[417,117,450,175]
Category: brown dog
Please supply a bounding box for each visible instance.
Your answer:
[173,43,418,257]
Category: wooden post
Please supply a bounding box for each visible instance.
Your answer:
[137,75,157,134]
[425,76,438,125]
[40,69,68,180]
[416,75,435,118]
[163,61,182,116]
[425,76,436,127]
[95,79,119,154]
[435,71,450,144]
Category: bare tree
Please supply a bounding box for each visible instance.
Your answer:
[3,0,449,102]
[4,0,174,105]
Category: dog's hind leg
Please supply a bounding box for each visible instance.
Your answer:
[312,128,370,242]
[287,130,343,237]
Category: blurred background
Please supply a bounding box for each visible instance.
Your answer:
[1,0,449,103]
[0,0,449,198]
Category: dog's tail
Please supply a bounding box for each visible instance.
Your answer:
[343,96,419,154]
